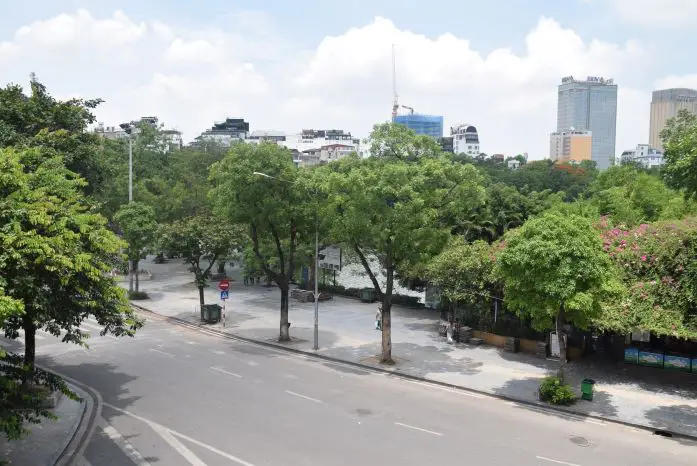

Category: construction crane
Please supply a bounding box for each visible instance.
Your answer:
[401,105,414,115]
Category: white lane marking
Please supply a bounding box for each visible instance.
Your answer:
[149,348,175,357]
[80,321,117,339]
[212,350,225,355]
[210,366,242,378]
[103,402,256,466]
[185,341,197,345]
[246,361,259,366]
[98,418,152,465]
[394,422,444,437]
[536,456,581,466]
[285,374,298,379]
[285,390,322,404]
[150,422,207,466]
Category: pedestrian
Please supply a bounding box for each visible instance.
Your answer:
[256,275,261,285]
[375,307,382,330]
[243,275,248,286]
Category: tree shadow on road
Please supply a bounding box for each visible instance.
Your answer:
[644,404,697,446]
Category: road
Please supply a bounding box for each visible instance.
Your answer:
[6,313,697,465]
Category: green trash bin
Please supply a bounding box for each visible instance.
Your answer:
[201,304,222,323]
[360,288,376,303]
[581,378,595,401]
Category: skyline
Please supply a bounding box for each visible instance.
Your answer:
[2,1,697,158]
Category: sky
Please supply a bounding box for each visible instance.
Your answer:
[2,0,697,158]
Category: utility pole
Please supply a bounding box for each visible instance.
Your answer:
[128,134,133,203]
[313,210,319,350]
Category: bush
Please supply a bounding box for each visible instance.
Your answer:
[128,291,149,300]
[538,376,576,405]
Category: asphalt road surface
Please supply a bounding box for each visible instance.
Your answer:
[8,313,697,466]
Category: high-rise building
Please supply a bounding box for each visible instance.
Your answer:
[549,129,592,164]
[393,114,444,139]
[554,76,618,169]
[649,88,697,151]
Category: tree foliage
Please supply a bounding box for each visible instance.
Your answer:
[318,125,485,362]
[159,216,246,306]
[210,142,311,341]
[114,202,158,293]
[661,108,697,197]
[496,212,620,378]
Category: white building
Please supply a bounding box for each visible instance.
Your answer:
[294,144,356,167]
[619,144,664,169]
[507,159,521,170]
[281,129,359,152]
[450,124,480,156]
[193,118,249,148]
[94,117,182,151]
[247,130,286,144]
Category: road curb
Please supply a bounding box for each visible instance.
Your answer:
[132,303,697,443]
[43,367,103,466]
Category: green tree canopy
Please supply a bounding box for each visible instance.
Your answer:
[114,202,158,293]
[159,216,246,307]
[661,109,697,197]
[210,142,312,341]
[318,129,485,362]
[496,212,620,378]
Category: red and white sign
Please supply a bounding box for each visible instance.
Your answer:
[218,279,230,291]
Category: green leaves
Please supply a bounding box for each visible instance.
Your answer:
[497,212,620,332]
[661,109,697,198]
[114,202,158,262]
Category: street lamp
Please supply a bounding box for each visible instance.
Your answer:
[120,122,137,203]
[253,172,320,350]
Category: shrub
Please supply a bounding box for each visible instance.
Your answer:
[128,291,149,300]
[538,376,576,405]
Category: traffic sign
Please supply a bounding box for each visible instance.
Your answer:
[218,279,230,291]
[220,290,229,301]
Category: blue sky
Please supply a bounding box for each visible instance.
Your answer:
[1,0,696,158]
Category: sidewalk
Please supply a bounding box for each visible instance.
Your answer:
[133,258,697,439]
[0,383,88,466]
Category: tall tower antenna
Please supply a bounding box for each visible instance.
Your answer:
[391,44,399,122]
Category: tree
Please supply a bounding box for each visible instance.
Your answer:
[210,142,312,341]
[319,133,485,363]
[496,212,619,379]
[661,109,697,197]
[0,77,107,195]
[0,147,143,373]
[159,216,245,307]
[114,202,158,294]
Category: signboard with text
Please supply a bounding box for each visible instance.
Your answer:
[318,245,342,271]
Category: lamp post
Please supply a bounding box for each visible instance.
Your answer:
[253,171,320,350]
[120,123,136,203]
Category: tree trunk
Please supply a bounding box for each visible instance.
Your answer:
[279,286,290,342]
[557,303,567,381]
[198,285,205,308]
[380,245,394,364]
[134,259,140,292]
[22,314,37,379]
[129,259,134,293]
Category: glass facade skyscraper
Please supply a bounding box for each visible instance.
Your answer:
[394,114,444,138]
[556,76,618,169]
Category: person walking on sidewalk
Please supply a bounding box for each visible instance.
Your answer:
[375,307,382,330]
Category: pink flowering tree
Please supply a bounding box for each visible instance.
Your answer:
[596,217,697,338]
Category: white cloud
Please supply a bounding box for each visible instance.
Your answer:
[655,74,697,90]
[611,0,697,26]
[0,9,660,159]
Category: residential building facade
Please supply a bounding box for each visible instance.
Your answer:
[247,130,287,144]
[649,88,697,151]
[619,144,664,169]
[393,114,444,138]
[555,76,618,169]
[193,118,250,147]
[549,129,592,164]
[450,124,480,156]
[281,129,359,152]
